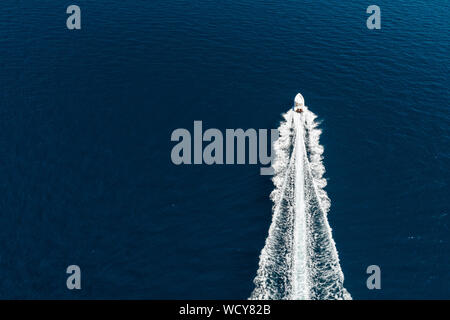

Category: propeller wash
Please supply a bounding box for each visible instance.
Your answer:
[250,95,351,300]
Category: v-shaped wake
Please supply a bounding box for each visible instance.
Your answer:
[250,106,351,300]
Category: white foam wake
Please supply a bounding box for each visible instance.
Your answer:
[250,107,351,300]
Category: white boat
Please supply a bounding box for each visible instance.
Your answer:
[293,93,305,113]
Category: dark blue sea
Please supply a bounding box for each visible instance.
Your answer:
[0,0,448,299]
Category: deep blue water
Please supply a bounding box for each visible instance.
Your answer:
[0,0,448,299]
